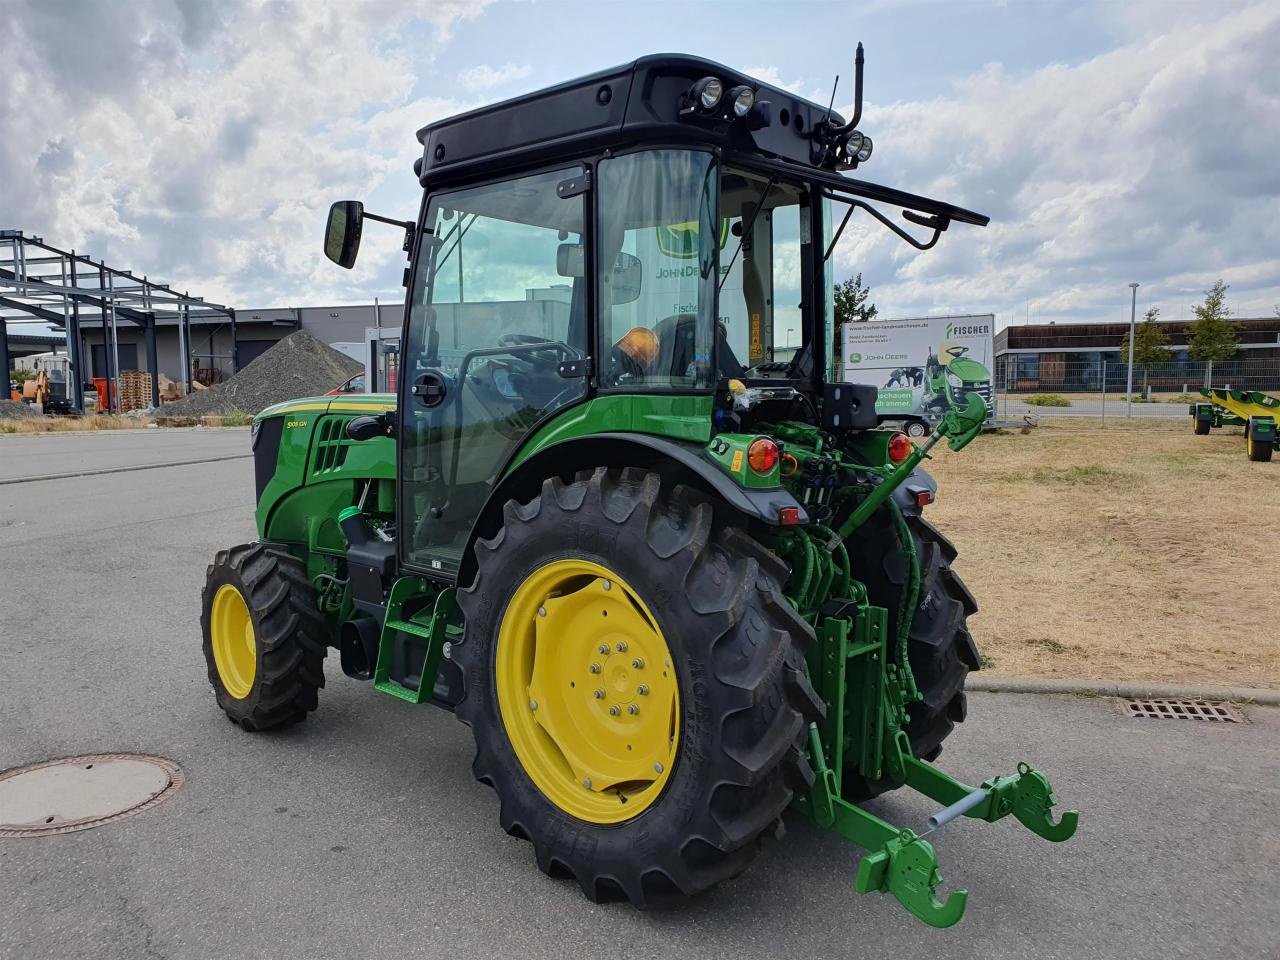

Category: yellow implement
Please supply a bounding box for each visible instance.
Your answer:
[1198,388,1278,462]
[1202,388,1280,422]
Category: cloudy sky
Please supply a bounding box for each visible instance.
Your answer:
[3,0,1278,332]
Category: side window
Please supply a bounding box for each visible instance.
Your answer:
[597,150,717,390]
[412,166,587,374]
[720,171,806,368]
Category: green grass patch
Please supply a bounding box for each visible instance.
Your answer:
[1022,394,1072,407]
[1029,464,1130,486]
[217,410,253,427]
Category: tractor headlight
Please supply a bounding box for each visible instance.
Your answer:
[250,417,262,451]
[946,371,963,389]
[691,77,723,112]
[728,85,755,118]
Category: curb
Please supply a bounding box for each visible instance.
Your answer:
[966,676,1280,705]
[0,454,252,486]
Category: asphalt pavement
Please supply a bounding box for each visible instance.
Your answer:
[1,433,1276,960]
[0,427,251,482]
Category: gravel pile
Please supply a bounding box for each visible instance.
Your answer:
[0,399,40,419]
[159,331,362,416]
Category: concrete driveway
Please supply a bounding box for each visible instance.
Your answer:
[1,433,1275,960]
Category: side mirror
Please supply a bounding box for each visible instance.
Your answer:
[325,201,364,269]
[611,251,642,305]
[345,414,389,441]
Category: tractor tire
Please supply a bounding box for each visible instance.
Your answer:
[1247,427,1273,462]
[1193,417,1211,435]
[200,542,327,731]
[839,494,980,801]
[454,467,822,905]
[905,420,929,438]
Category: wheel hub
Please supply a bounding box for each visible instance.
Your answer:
[210,584,256,700]
[496,560,679,823]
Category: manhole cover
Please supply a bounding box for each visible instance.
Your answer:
[0,754,183,837]
[1122,698,1245,723]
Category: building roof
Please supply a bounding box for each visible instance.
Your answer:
[995,316,1280,352]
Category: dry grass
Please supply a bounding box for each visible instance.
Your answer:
[926,417,1280,687]
[0,414,144,434]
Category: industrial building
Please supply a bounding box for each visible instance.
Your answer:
[2,229,402,410]
[994,316,1280,391]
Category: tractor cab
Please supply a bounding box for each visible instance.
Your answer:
[324,50,988,580]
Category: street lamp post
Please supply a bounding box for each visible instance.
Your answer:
[1125,282,1139,418]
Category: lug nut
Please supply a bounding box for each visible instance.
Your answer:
[602,580,612,591]
[628,704,640,715]
[609,705,621,716]
[631,658,645,669]
[588,662,601,674]
[529,699,538,711]
[537,606,546,618]
[653,762,663,774]
[583,778,592,789]
[616,641,628,653]
[637,684,649,696]
[598,643,610,655]
[594,688,605,699]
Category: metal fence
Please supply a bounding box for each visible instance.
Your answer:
[992,356,1280,422]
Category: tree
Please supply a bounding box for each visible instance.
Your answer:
[1118,306,1172,397]
[832,273,877,360]
[1187,279,1239,387]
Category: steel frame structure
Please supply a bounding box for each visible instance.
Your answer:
[0,230,236,412]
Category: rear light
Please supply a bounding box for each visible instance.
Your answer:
[779,506,801,526]
[747,437,780,473]
[887,432,913,464]
[915,489,934,508]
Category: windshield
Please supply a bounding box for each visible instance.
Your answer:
[596,150,718,390]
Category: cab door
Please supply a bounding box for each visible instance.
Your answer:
[398,165,590,578]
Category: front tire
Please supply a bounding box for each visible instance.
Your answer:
[454,467,822,905]
[200,543,328,730]
[1193,417,1211,435]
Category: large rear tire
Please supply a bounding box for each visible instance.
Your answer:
[200,543,328,731]
[1193,417,1211,435]
[839,493,979,801]
[454,467,822,905]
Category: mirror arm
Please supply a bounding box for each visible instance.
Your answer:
[823,195,948,253]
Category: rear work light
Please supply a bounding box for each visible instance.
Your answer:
[779,506,801,526]
[747,437,780,473]
[887,432,913,464]
[915,489,934,508]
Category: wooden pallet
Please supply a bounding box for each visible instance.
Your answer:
[117,370,154,412]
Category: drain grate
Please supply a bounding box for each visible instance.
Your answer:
[0,754,183,837]
[1122,698,1245,723]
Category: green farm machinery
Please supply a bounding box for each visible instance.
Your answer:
[1190,388,1279,462]
[201,48,1077,928]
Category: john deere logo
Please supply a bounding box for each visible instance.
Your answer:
[847,352,862,363]
[655,219,731,259]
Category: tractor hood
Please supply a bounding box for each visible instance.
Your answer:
[947,357,989,383]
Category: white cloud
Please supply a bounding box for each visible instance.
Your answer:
[830,2,1280,326]
[457,62,534,92]
[0,0,489,306]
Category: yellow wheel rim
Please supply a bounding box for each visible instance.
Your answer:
[211,584,256,700]
[496,559,679,824]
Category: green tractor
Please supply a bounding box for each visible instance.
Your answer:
[201,47,1076,927]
